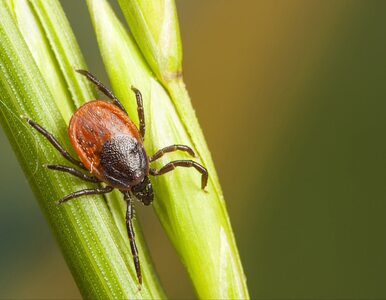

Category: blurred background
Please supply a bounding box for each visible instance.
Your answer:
[1,0,386,299]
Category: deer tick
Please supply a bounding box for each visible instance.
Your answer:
[27,70,208,286]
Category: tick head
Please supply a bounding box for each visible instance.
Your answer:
[132,176,154,205]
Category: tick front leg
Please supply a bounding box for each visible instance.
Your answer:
[149,144,195,162]
[150,160,208,189]
[123,192,142,286]
[76,69,127,115]
[58,186,113,204]
[131,87,145,140]
[27,119,86,170]
[47,164,100,183]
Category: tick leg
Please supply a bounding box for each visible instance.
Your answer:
[131,87,145,140]
[150,160,208,189]
[123,192,142,286]
[76,69,127,114]
[149,144,195,162]
[58,186,113,204]
[27,119,86,170]
[47,164,100,183]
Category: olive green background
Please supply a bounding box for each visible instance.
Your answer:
[1,1,386,299]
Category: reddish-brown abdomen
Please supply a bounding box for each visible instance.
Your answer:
[68,100,142,180]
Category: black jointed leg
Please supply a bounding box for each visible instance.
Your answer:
[47,164,101,183]
[58,186,113,204]
[27,119,86,170]
[76,69,127,114]
[150,160,208,189]
[149,144,195,162]
[123,192,142,286]
[131,86,145,140]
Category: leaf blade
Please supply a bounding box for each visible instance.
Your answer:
[0,0,166,298]
[89,0,250,298]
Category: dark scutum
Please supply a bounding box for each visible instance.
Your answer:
[100,135,148,189]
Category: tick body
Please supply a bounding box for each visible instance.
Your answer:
[27,70,208,286]
[69,101,148,189]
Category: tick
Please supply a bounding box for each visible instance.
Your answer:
[27,70,208,286]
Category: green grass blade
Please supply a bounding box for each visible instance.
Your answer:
[11,0,74,120]
[117,0,182,84]
[89,0,249,298]
[29,0,94,109]
[0,0,165,298]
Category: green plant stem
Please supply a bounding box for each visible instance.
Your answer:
[0,1,165,298]
[89,0,250,298]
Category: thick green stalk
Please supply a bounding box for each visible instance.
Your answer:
[117,0,182,84]
[0,0,165,298]
[90,0,250,298]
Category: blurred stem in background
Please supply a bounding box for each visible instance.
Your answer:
[0,0,249,298]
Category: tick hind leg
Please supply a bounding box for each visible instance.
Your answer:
[58,186,114,204]
[150,160,208,189]
[27,119,86,170]
[123,192,142,286]
[76,69,127,114]
[131,87,145,140]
